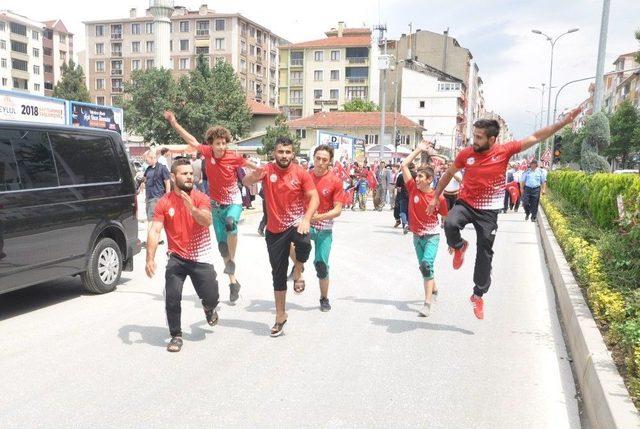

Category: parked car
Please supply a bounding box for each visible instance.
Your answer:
[0,121,141,295]
[613,169,638,175]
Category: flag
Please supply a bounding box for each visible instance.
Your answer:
[366,169,377,189]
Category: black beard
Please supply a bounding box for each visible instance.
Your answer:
[473,145,490,153]
[176,181,193,192]
[276,158,292,168]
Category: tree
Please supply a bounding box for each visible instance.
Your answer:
[258,114,300,156]
[558,125,585,166]
[607,101,640,168]
[342,98,379,112]
[581,112,611,172]
[52,59,90,102]
[209,59,252,139]
[123,68,180,145]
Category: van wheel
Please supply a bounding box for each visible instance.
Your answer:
[82,238,123,294]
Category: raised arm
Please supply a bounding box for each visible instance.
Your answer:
[428,164,461,215]
[520,107,582,152]
[402,141,431,180]
[242,166,265,187]
[164,110,200,149]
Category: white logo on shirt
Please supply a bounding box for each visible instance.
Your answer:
[322,188,330,196]
[269,174,278,183]
[414,196,420,203]
[168,208,175,217]
[210,158,216,165]
[491,156,498,162]
[467,157,475,165]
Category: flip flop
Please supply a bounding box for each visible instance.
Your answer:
[293,279,305,294]
[270,319,287,337]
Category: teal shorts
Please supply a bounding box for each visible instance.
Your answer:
[212,203,243,244]
[412,233,440,280]
[310,227,333,279]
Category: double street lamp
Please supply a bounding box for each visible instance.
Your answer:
[531,27,579,153]
[528,83,545,160]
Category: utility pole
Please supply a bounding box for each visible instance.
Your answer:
[594,0,611,113]
[375,23,388,161]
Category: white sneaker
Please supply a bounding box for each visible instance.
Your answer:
[418,302,431,317]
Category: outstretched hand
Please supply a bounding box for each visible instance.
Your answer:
[561,107,582,125]
[163,110,176,124]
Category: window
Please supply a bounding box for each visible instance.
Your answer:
[111,43,122,56]
[111,78,123,92]
[1,59,6,68]
[437,82,461,91]
[418,119,425,126]
[215,38,225,50]
[146,41,154,53]
[0,40,5,49]
[250,62,255,74]
[215,19,225,31]
[11,59,28,71]
[34,83,40,91]
[32,30,39,40]
[345,86,368,101]
[59,34,66,43]
[49,133,119,185]
[290,71,302,85]
[240,59,246,72]
[180,39,189,51]
[195,46,209,55]
[314,51,323,61]
[241,40,247,54]
[95,43,104,54]
[296,129,306,139]
[330,89,339,99]
[290,89,303,104]
[95,25,104,37]
[179,21,189,32]
[13,78,28,90]
[44,82,53,90]
[291,51,303,66]
[32,48,39,57]
[131,23,141,35]
[345,66,368,82]
[96,78,104,90]
[131,41,140,53]
[0,22,5,32]
[365,134,379,145]
[1,78,6,86]
[419,101,425,108]
[314,70,323,81]
[145,22,154,34]
[249,27,255,37]
[44,64,53,73]
[111,60,122,74]
[249,45,255,55]
[169,40,173,52]
[330,70,339,80]
[196,20,210,36]
[0,129,58,190]
[96,96,105,105]
[33,65,40,74]
[96,60,104,72]
[146,59,154,69]
[314,89,322,100]
[11,40,27,54]
[10,22,27,36]
[131,59,141,70]
[179,58,190,70]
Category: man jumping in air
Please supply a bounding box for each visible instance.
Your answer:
[428,107,581,320]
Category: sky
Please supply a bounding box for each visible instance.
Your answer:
[3,0,639,138]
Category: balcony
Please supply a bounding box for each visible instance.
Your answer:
[112,51,123,58]
[346,77,368,84]
[111,69,123,76]
[290,59,303,67]
[290,79,303,86]
[256,56,262,64]
[290,98,303,105]
[314,99,338,106]
[256,39,262,47]
[111,33,122,40]
[346,57,368,64]
[196,29,210,37]
[112,87,123,93]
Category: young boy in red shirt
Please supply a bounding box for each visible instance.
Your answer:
[401,142,448,317]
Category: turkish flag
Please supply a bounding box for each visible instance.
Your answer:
[505,182,520,204]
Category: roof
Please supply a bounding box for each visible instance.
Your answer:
[287,111,423,130]
[282,35,371,49]
[613,51,640,63]
[42,19,72,35]
[247,98,280,115]
[325,28,371,37]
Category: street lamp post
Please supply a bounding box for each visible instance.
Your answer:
[531,27,579,152]
[528,83,546,160]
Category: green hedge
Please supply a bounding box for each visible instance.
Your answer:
[547,171,640,230]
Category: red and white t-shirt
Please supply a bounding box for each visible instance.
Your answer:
[153,190,214,264]
[261,162,316,234]
[197,145,247,205]
[454,141,522,210]
[406,178,448,235]
[311,171,345,231]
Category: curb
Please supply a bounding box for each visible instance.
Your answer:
[538,208,640,429]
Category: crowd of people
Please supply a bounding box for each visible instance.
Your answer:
[136,107,580,352]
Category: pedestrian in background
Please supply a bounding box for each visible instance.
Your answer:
[520,159,546,222]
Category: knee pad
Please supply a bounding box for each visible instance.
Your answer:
[419,261,431,278]
[218,241,229,257]
[225,216,236,232]
[314,261,328,279]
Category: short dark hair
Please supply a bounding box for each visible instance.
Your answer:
[275,136,294,148]
[474,119,500,138]
[160,148,169,155]
[530,159,538,165]
[417,166,435,178]
[314,144,334,160]
[171,157,192,174]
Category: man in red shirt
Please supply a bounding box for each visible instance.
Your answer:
[307,144,345,312]
[428,107,581,319]
[402,142,449,317]
[243,137,319,337]
[164,111,257,306]
[146,158,220,352]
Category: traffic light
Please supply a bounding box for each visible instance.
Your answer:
[553,134,562,163]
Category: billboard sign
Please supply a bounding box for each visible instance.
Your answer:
[70,102,123,134]
[0,90,67,125]
[316,131,356,162]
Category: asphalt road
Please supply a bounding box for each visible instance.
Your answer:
[0,202,580,428]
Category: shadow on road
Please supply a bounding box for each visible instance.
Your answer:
[370,317,474,335]
[217,318,271,337]
[339,297,423,314]
[244,299,317,314]
[118,320,214,347]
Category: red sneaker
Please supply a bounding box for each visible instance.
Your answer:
[452,240,469,270]
[470,294,484,320]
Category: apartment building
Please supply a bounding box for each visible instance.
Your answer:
[279,23,377,119]
[83,4,284,107]
[42,20,74,96]
[0,10,45,95]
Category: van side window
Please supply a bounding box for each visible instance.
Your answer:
[48,132,120,185]
[0,129,58,190]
